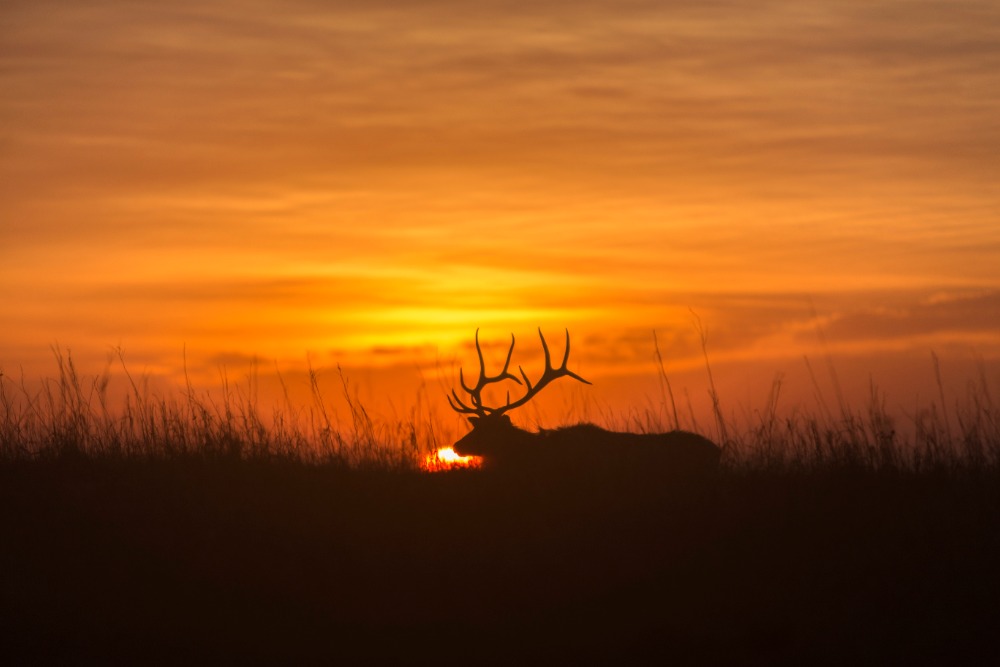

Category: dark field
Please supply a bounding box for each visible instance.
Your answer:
[3,356,999,664]
[3,455,999,665]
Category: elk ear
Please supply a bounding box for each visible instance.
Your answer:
[467,417,479,426]
[500,414,513,425]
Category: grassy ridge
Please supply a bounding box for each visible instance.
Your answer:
[2,353,999,663]
[3,348,998,473]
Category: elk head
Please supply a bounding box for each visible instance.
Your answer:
[447,328,591,459]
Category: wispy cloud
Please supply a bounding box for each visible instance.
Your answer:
[2,0,998,389]
[813,289,1000,344]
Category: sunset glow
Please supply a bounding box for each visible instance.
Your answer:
[421,447,484,473]
[4,5,1000,657]
[2,0,998,424]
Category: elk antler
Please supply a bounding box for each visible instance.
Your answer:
[446,329,522,416]
[447,328,591,417]
[501,328,592,414]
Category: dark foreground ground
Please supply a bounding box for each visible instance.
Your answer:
[2,456,999,665]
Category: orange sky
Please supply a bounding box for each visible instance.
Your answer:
[2,0,999,429]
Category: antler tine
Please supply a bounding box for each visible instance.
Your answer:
[500,332,517,378]
[458,366,474,395]
[538,326,552,372]
[558,327,591,385]
[497,328,592,415]
[447,391,480,415]
[485,332,522,387]
[534,328,588,379]
[517,365,532,392]
[474,327,486,381]
[560,328,571,369]
[539,327,592,384]
[448,328,524,417]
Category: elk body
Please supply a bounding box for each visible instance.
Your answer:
[449,329,721,476]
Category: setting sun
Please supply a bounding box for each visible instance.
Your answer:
[421,447,483,472]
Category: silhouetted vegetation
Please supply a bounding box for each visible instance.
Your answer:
[2,352,999,663]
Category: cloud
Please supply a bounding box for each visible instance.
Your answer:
[6,0,1000,219]
[814,290,1000,345]
[3,0,999,383]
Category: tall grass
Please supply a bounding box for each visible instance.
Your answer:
[720,376,1000,474]
[728,368,997,474]
[0,347,424,468]
[601,346,999,475]
[2,347,998,474]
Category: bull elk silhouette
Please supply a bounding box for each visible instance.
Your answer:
[448,329,721,474]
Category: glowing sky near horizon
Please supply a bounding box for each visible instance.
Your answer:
[2,0,999,409]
